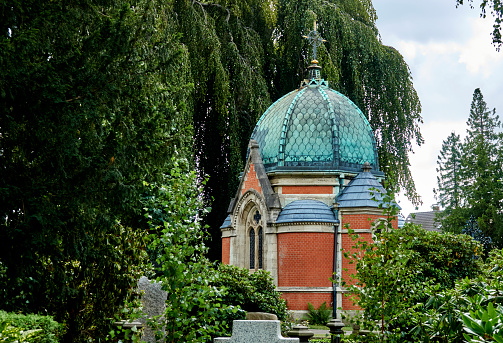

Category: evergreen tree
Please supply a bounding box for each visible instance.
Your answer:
[438,88,503,247]
[434,132,465,231]
[462,88,503,247]
[0,0,193,341]
[435,132,463,209]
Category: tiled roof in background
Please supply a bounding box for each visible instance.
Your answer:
[405,211,441,232]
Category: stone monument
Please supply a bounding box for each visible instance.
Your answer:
[138,276,167,342]
[214,320,299,343]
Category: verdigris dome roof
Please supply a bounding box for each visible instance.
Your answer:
[276,199,338,224]
[251,77,381,175]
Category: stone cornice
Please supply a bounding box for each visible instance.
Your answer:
[276,287,335,293]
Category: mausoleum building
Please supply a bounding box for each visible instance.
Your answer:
[220,54,397,316]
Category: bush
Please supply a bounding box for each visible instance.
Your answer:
[0,311,63,343]
[408,248,503,342]
[306,302,332,325]
[212,264,288,322]
[343,194,484,341]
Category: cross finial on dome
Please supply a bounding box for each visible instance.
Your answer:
[302,21,326,62]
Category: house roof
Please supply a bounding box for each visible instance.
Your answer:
[405,211,441,232]
[249,71,381,175]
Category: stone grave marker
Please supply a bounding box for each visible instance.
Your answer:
[214,320,299,343]
[138,276,167,342]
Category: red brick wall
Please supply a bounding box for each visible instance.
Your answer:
[277,232,334,287]
[341,213,398,231]
[341,293,360,310]
[339,212,398,310]
[242,164,262,195]
[282,185,333,194]
[282,292,333,311]
[222,237,230,265]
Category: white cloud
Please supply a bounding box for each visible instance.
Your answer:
[398,120,468,217]
[373,0,503,218]
[458,18,503,77]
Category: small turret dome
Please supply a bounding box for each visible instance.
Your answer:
[250,76,381,175]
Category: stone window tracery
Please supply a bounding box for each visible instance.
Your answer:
[247,208,263,271]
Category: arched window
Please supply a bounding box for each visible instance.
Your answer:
[247,209,263,271]
[249,228,256,269]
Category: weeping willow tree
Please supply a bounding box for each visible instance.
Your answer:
[275,0,423,204]
[171,0,423,257]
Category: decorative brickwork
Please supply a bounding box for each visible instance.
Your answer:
[282,185,333,194]
[277,232,334,287]
[242,164,262,195]
[222,237,230,265]
[282,292,332,311]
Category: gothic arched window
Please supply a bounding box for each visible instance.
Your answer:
[247,209,263,271]
[249,228,256,269]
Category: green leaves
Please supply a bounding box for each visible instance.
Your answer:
[0,0,193,341]
[435,88,503,248]
[343,190,484,341]
[307,302,332,325]
[275,0,423,204]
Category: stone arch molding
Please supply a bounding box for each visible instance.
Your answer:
[233,188,268,229]
[232,188,269,270]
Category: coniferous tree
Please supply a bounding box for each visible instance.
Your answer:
[438,88,503,247]
[461,89,503,247]
[434,132,465,231]
[0,1,194,341]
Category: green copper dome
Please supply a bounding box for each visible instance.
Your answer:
[251,77,381,174]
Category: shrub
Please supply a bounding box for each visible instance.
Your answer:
[343,187,484,341]
[306,302,332,325]
[408,248,503,342]
[212,264,288,322]
[0,311,63,343]
[143,166,243,343]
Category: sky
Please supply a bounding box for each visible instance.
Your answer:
[372,0,503,217]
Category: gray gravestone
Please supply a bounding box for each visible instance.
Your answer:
[214,320,299,343]
[137,276,167,342]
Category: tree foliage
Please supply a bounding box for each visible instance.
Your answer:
[169,0,276,259]
[143,163,236,343]
[0,0,193,341]
[436,88,503,247]
[434,132,465,231]
[434,132,463,210]
[456,0,503,50]
[274,0,423,204]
